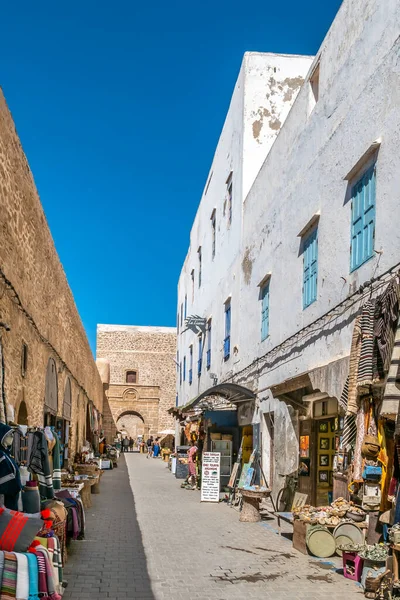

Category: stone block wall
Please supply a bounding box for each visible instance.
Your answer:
[97,325,176,437]
[0,88,103,453]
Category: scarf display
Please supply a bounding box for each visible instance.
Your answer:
[357,300,378,388]
[51,439,61,493]
[25,554,38,600]
[345,314,362,415]
[15,554,28,600]
[36,547,59,600]
[1,552,17,600]
[35,551,47,598]
[28,433,54,501]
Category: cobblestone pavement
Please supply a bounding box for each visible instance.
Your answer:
[64,454,363,599]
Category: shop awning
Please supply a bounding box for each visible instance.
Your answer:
[169,384,256,419]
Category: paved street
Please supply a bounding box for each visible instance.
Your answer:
[64,454,363,600]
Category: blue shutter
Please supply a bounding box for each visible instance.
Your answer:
[261,284,269,341]
[206,320,211,368]
[303,228,318,308]
[198,336,202,376]
[183,356,186,381]
[351,165,376,271]
[224,302,231,359]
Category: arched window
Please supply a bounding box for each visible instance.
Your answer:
[44,358,58,415]
[63,377,72,420]
[126,370,137,384]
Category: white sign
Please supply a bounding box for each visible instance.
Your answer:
[201,452,221,502]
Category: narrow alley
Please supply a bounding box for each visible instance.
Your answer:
[64,455,362,600]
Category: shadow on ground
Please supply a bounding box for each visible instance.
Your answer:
[63,455,154,599]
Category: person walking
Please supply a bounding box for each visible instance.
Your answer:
[146,436,153,458]
[153,438,160,458]
[122,437,130,453]
[129,437,134,452]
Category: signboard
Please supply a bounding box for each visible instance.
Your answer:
[183,315,207,335]
[201,452,221,502]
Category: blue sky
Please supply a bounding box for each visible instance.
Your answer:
[0,0,342,354]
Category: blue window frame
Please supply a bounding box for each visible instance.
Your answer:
[175,394,179,407]
[183,356,186,382]
[189,346,193,385]
[206,320,211,369]
[180,303,183,326]
[303,228,318,308]
[350,164,376,271]
[261,282,270,341]
[224,301,231,360]
[198,335,202,376]
[198,247,202,287]
[179,362,182,386]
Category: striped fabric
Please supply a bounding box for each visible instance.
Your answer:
[346,314,362,415]
[381,317,400,417]
[15,553,28,600]
[375,278,400,373]
[0,511,28,552]
[36,552,47,598]
[357,300,378,388]
[1,552,17,600]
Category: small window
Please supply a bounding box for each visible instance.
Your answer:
[211,210,216,259]
[126,370,137,384]
[180,303,183,326]
[206,319,212,369]
[189,346,193,385]
[183,356,186,382]
[303,228,318,308]
[261,283,270,341]
[179,362,182,386]
[191,269,195,302]
[21,343,28,377]
[226,173,233,225]
[350,164,376,272]
[198,247,202,288]
[224,300,231,361]
[310,62,320,104]
[198,335,203,377]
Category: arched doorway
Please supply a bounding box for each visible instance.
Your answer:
[44,358,58,426]
[56,377,72,467]
[16,400,28,425]
[116,410,145,441]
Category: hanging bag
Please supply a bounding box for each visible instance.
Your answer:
[361,434,380,459]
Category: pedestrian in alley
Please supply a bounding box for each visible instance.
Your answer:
[146,436,153,458]
[122,436,130,453]
[129,437,134,452]
[187,440,198,488]
[153,438,160,458]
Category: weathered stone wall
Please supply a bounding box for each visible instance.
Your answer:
[0,88,103,454]
[97,325,176,438]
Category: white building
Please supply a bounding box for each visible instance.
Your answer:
[176,0,400,505]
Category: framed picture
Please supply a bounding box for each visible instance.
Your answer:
[335,436,340,451]
[319,421,329,433]
[330,420,336,432]
[334,417,339,432]
[320,437,330,450]
[319,454,330,467]
[300,435,310,458]
[299,458,310,477]
[319,470,329,483]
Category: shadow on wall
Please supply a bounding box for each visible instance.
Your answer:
[63,455,155,599]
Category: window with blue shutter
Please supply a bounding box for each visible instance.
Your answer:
[179,362,182,386]
[224,301,231,360]
[189,346,193,384]
[198,335,202,376]
[261,283,270,341]
[303,228,318,308]
[206,320,211,369]
[350,164,376,271]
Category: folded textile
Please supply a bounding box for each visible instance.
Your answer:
[0,551,4,591]
[35,550,47,598]
[16,553,29,600]
[0,508,43,553]
[36,547,60,600]
[1,551,17,599]
[52,439,61,493]
[25,554,38,600]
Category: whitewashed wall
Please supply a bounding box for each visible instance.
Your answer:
[177,52,313,406]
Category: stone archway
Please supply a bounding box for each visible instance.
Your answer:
[116,410,145,439]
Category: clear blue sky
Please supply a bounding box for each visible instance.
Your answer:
[0,0,341,355]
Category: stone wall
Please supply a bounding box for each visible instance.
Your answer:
[0,88,103,454]
[97,325,176,438]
